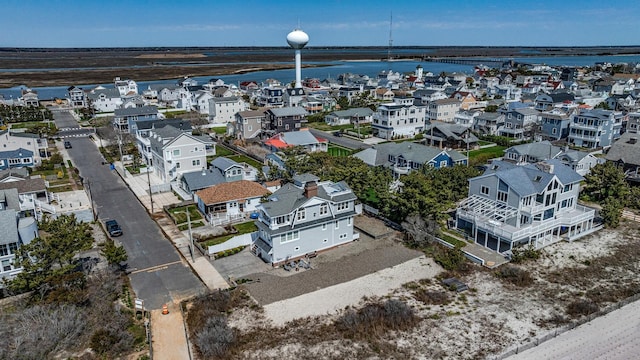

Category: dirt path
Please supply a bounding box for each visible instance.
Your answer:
[150,302,191,360]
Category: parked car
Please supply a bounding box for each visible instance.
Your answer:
[333,131,343,137]
[64,141,72,149]
[105,219,123,237]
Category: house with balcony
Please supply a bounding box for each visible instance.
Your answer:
[540,109,572,141]
[67,86,88,108]
[0,130,48,167]
[428,98,461,123]
[136,119,193,167]
[264,129,328,153]
[0,188,39,285]
[195,180,270,225]
[628,112,640,134]
[149,126,213,183]
[372,97,427,140]
[499,108,540,139]
[534,92,575,112]
[413,89,448,105]
[114,78,138,97]
[113,105,160,133]
[253,174,359,265]
[88,87,122,113]
[473,112,505,135]
[264,107,308,135]
[284,88,306,107]
[353,141,467,177]
[423,122,479,150]
[256,86,284,108]
[567,109,624,149]
[234,110,265,140]
[324,107,373,126]
[456,159,597,253]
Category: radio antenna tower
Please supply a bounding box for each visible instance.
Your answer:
[387,12,393,61]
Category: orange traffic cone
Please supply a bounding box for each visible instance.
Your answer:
[162,304,169,315]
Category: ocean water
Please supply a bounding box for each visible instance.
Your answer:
[1,53,639,100]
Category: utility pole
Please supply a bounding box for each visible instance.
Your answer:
[146,167,154,214]
[186,208,193,262]
[116,132,125,177]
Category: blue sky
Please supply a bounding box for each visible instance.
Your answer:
[3,0,639,47]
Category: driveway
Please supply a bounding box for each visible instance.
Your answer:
[55,111,205,309]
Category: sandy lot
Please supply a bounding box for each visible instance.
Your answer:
[263,255,440,326]
[215,218,640,359]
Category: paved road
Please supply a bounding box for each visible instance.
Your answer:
[53,112,205,309]
[308,128,371,150]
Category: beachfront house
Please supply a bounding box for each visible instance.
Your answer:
[252,174,359,265]
[456,159,597,253]
[149,126,213,183]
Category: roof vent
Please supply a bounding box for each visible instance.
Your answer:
[629,137,638,144]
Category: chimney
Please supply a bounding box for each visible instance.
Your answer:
[303,181,318,198]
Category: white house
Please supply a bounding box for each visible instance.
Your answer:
[149,127,213,183]
[372,97,427,140]
[88,87,122,113]
[208,96,249,124]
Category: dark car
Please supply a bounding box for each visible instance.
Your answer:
[105,219,123,237]
[333,131,343,137]
[64,141,72,149]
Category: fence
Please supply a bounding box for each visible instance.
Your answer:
[150,183,171,194]
[489,292,640,359]
[208,232,256,257]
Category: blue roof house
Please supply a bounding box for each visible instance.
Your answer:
[0,148,34,170]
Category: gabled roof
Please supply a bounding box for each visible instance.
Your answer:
[266,107,308,117]
[137,118,192,132]
[114,105,158,117]
[237,110,265,119]
[0,209,19,245]
[605,132,640,166]
[181,168,226,192]
[211,157,241,171]
[329,107,374,118]
[0,148,33,159]
[0,188,20,211]
[196,180,270,205]
[265,130,325,149]
[87,88,120,100]
[260,179,356,217]
[475,159,583,196]
[353,141,463,167]
[0,178,46,194]
[505,141,562,160]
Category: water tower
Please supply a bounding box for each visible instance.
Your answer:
[286,29,309,89]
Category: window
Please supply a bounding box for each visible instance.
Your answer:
[176,162,180,169]
[481,185,489,195]
[320,204,328,215]
[337,202,349,211]
[339,233,348,240]
[194,147,199,152]
[552,128,557,134]
[347,217,352,226]
[294,246,300,252]
[296,208,306,221]
[8,242,18,254]
[497,191,508,203]
[335,220,339,229]
[2,260,10,272]
[0,244,7,256]
[192,159,200,166]
[280,230,299,244]
[173,149,180,156]
[440,160,448,168]
[322,223,327,231]
[323,239,328,243]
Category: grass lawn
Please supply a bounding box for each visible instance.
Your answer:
[178,221,205,231]
[468,145,506,160]
[227,154,262,169]
[477,140,494,146]
[9,121,54,130]
[328,145,353,157]
[439,231,468,248]
[210,127,227,135]
[202,221,257,248]
[168,205,203,224]
[213,146,235,157]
